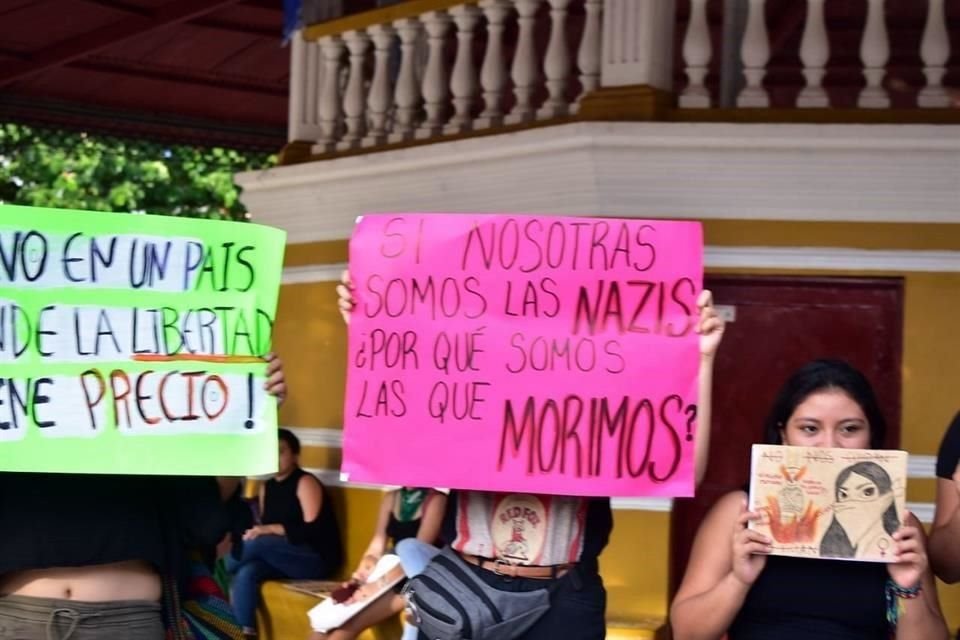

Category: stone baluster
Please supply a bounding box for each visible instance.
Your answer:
[857,0,890,108]
[737,0,770,107]
[680,0,712,108]
[797,0,829,107]
[538,0,573,118]
[417,11,454,137]
[476,0,510,128]
[339,30,371,149]
[389,18,423,142]
[363,24,396,147]
[574,0,602,109]
[507,0,543,124]
[446,5,482,133]
[918,0,951,107]
[315,35,345,152]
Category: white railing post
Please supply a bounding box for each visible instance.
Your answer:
[575,0,602,108]
[389,18,423,142]
[918,0,951,108]
[600,0,676,90]
[288,30,323,141]
[797,0,829,107]
[506,0,543,124]
[679,0,712,108]
[339,29,371,149]
[858,0,890,108]
[446,4,482,133]
[417,11,454,137]
[476,0,511,128]
[363,24,396,147]
[737,0,770,107]
[538,0,573,119]
[315,35,345,151]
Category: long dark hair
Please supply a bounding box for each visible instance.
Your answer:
[761,359,887,449]
[820,460,900,557]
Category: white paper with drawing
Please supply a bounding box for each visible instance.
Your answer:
[748,445,907,562]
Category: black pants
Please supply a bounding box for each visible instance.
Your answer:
[418,562,606,640]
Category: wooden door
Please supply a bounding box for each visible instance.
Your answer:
[669,275,904,593]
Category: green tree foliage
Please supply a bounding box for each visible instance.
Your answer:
[0,123,275,221]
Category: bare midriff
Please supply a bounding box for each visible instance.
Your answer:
[0,560,161,602]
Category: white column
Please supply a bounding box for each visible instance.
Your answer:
[857,0,890,108]
[737,0,769,107]
[600,0,676,90]
[918,0,951,108]
[476,0,510,128]
[287,31,323,141]
[363,24,396,147]
[389,18,423,143]
[575,0,602,108]
[506,0,543,124]
[339,29,371,150]
[538,0,573,119]
[417,11,453,137]
[315,35,345,152]
[446,4,482,133]
[797,0,829,107]
[679,0,711,108]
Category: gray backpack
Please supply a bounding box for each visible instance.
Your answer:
[403,546,552,640]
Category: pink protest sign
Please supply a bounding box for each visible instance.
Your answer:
[342,214,703,497]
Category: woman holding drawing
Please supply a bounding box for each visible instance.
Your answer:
[670,359,948,640]
[0,354,288,640]
[336,271,725,640]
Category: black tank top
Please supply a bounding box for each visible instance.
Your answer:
[729,554,889,639]
[262,468,342,569]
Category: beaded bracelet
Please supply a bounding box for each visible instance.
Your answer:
[885,579,922,628]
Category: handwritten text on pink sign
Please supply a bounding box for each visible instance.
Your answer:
[343,214,703,497]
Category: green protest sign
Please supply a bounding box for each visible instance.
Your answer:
[0,205,286,475]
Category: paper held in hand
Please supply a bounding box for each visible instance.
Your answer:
[307,554,403,632]
[748,444,908,562]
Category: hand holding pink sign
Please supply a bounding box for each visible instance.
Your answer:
[342,213,704,497]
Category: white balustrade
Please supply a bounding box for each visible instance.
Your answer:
[680,0,711,108]
[290,0,954,155]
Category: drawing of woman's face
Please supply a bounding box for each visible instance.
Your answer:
[833,470,895,544]
[780,390,871,449]
[837,471,883,505]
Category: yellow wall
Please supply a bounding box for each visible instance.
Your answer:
[276,220,960,629]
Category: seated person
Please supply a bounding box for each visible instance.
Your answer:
[228,429,342,638]
[309,486,446,640]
